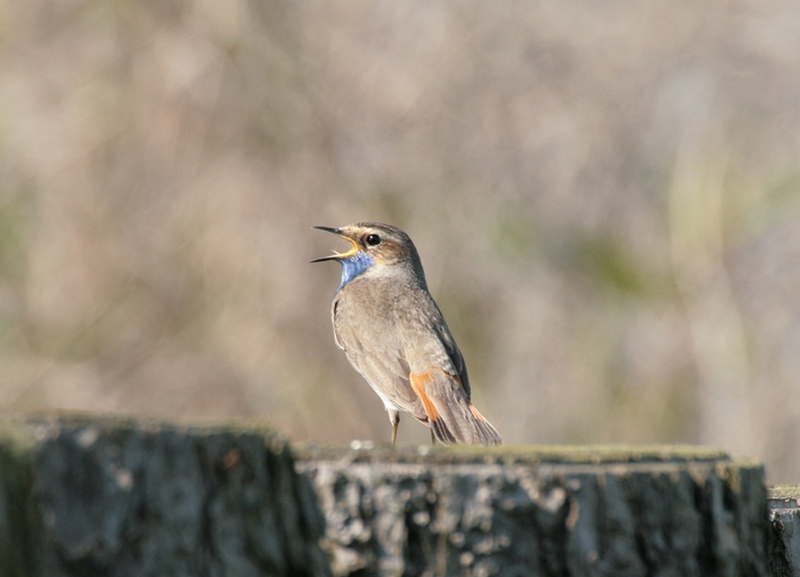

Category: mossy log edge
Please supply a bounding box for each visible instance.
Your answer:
[769,485,800,577]
[0,415,777,577]
[0,414,331,577]
[295,443,770,577]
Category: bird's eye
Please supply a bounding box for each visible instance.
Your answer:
[365,234,381,246]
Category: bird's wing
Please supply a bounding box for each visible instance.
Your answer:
[404,299,500,444]
[432,315,472,398]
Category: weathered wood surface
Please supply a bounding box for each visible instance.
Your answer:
[0,415,778,577]
[769,485,800,577]
[296,444,770,577]
[0,415,331,577]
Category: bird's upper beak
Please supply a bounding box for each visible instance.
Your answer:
[310,226,360,262]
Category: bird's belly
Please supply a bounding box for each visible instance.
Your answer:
[370,384,401,413]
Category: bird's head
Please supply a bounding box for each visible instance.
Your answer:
[311,222,425,289]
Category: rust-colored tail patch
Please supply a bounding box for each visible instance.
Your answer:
[410,369,502,445]
[410,371,457,443]
[409,371,439,421]
[469,403,489,422]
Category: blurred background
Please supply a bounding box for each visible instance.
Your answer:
[1,1,799,481]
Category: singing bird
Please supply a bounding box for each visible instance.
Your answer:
[312,222,502,446]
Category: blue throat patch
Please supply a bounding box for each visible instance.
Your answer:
[338,251,374,290]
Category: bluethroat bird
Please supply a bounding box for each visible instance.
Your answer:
[312,222,502,446]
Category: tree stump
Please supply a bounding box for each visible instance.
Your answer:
[0,415,331,577]
[295,444,769,577]
[0,416,775,577]
[769,485,800,577]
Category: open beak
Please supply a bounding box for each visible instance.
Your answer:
[310,226,360,262]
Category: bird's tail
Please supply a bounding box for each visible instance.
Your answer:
[428,401,502,446]
[469,403,503,445]
[411,369,502,446]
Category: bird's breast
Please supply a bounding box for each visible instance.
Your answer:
[335,275,440,339]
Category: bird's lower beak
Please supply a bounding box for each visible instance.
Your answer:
[311,226,360,262]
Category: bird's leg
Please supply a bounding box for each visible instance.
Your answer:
[389,410,400,447]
